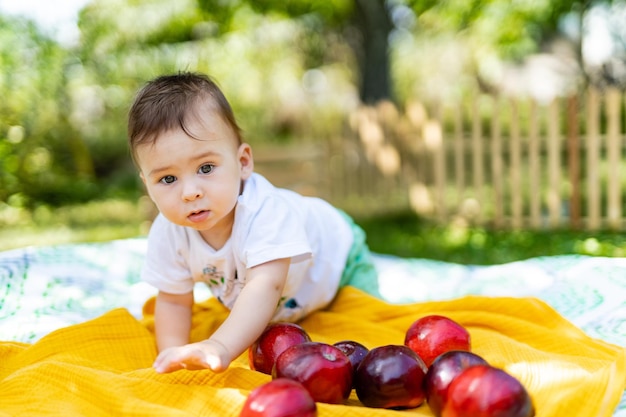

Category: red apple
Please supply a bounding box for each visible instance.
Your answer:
[442,365,535,417]
[248,322,311,375]
[353,344,428,409]
[425,350,489,417]
[272,341,353,404]
[239,378,317,417]
[404,315,471,367]
[332,340,369,380]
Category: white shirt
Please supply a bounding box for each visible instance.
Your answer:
[141,173,353,322]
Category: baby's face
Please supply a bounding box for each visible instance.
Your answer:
[136,109,252,249]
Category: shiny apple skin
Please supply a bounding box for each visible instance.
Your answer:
[239,378,317,417]
[442,365,535,417]
[332,340,369,381]
[248,322,311,375]
[272,341,353,404]
[354,344,428,409]
[404,315,471,367]
[425,350,489,417]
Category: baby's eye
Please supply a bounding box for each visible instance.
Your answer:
[199,164,214,174]
[159,175,176,184]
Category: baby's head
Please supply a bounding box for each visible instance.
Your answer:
[128,72,242,164]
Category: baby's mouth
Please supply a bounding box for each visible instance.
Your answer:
[188,210,209,223]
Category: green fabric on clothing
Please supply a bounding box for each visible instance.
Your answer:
[337,211,380,297]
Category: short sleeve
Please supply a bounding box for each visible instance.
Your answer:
[141,214,195,294]
[236,193,312,268]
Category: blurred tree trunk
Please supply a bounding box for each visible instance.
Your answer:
[352,0,394,104]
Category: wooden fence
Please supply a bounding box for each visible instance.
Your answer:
[255,87,626,231]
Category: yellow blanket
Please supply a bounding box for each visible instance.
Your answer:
[1,287,624,417]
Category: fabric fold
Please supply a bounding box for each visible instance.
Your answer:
[0,287,624,417]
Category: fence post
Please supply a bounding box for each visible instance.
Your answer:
[606,88,622,230]
[567,95,581,229]
[547,99,561,228]
[453,103,465,211]
[510,99,523,229]
[430,103,446,222]
[471,95,484,224]
[491,95,504,228]
[529,100,541,228]
[586,88,601,230]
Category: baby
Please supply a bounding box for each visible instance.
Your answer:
[127,72,375,373]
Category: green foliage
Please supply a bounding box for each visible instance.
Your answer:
[0,0,614,213]
[196,0,353,28]
[357,211,626,265]
[0,15,99,207]
[414,0,585,61]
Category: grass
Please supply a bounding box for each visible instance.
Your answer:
[0,198,153,251]
[356,211,626,264]
[2,199,626,264]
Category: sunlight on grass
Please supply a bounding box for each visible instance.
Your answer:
[355,211,626,265]
[0,198,153,251]
[3,200,626,263]
[0,224,146,251]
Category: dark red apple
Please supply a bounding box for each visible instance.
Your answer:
[425,350,489,417]
[353,344,428,409]
[272,341,352,404]
[239,378,317,417]
[248,322,311,375]
[404,315,471,367]
[442,365,535,417]
[332,340,369,380]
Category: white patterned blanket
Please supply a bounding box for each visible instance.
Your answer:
[1,238,625,414]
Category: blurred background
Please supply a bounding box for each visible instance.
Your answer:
[2,0,626,262]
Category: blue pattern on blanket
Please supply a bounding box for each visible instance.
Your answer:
[0,239,154,343]
[1,239,625,415]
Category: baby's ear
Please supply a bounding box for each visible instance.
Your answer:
[238,143,254,179]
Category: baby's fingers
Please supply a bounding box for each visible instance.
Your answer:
[153,345,212,373]
[152,348,187,374]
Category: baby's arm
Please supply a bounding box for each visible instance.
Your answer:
[153,257,290,373]
[154,290,194,351]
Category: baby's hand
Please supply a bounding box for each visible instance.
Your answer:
[153,340,231,373]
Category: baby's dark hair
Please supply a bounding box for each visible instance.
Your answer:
[127,72,242,163]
